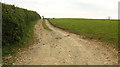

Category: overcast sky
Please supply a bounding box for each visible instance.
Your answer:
[1,0,119,19]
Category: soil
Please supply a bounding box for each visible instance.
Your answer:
[15,20,118,65]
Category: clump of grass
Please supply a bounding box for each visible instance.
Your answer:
[42,20,52,31]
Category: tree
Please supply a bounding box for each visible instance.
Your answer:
[107,16,111,20]
[42,16,44,19]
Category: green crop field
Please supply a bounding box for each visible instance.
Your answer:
[49,18,118,45]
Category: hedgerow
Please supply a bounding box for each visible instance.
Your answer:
[2,3,41,55]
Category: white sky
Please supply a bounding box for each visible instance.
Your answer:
[1,0,120,19]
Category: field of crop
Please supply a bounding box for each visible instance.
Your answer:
[49,18,118,45]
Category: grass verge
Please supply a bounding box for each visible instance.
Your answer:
[42,19,52,31]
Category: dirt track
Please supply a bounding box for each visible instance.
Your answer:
[15,20,118,65]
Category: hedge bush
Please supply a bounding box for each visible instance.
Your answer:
[2,3,41,47]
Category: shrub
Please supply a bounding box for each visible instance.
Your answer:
[2,3,41,46]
